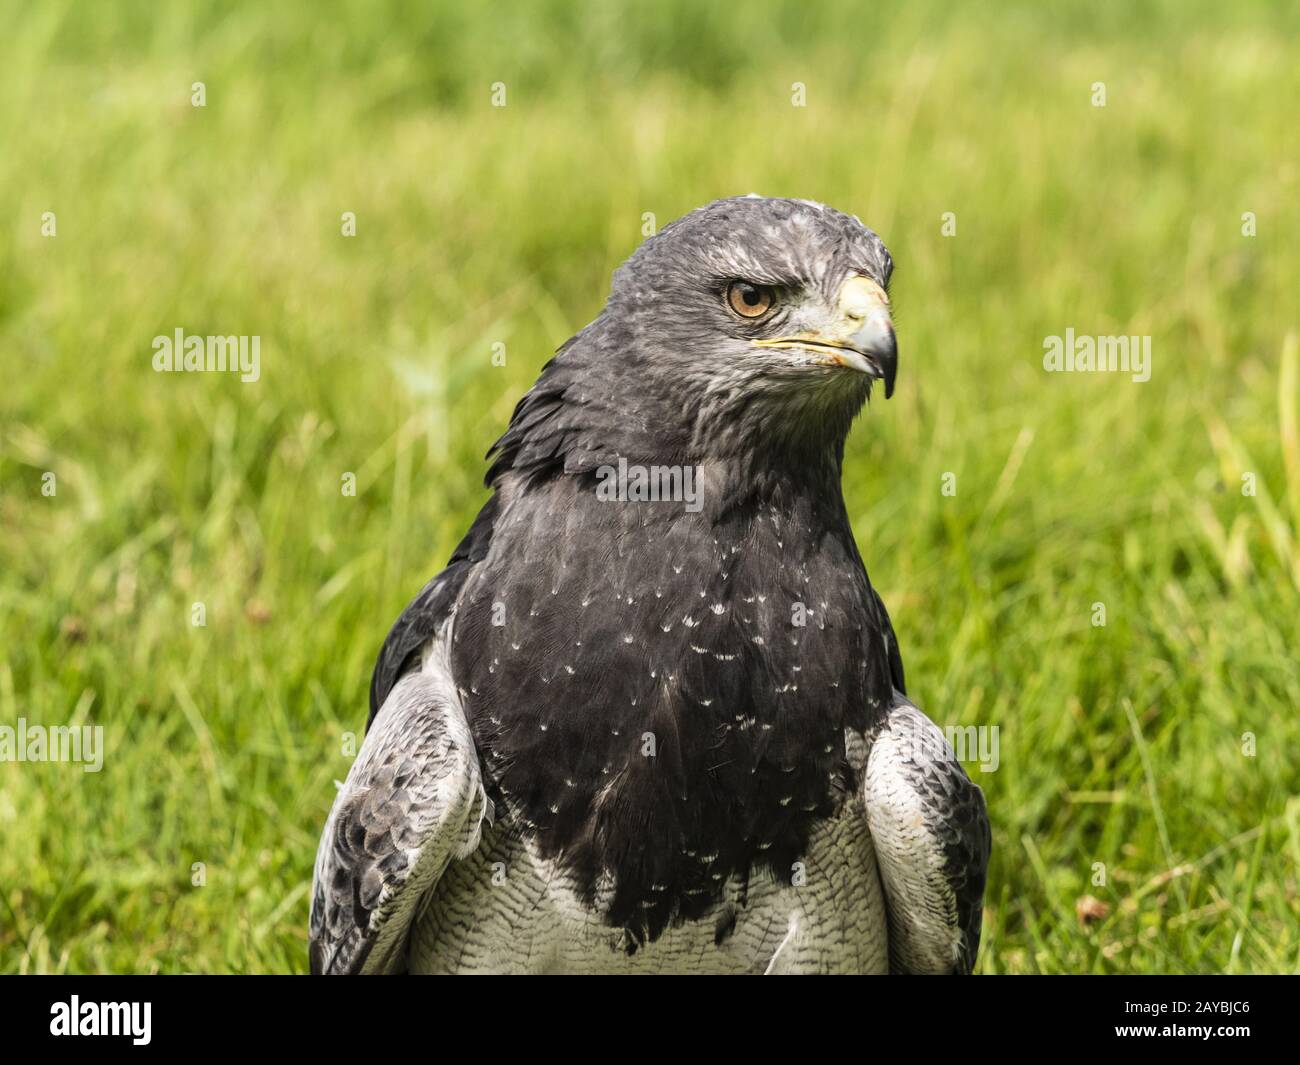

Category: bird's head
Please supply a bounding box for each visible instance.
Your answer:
[490,197,897,492]
[606,196,896,432]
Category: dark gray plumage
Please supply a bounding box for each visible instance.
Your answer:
[310,195,990,974]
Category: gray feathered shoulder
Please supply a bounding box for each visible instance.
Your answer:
[310,650,490,974]
[864,698,991,974]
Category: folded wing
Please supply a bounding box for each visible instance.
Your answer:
[310,649,489,974]
[864,697,990,974]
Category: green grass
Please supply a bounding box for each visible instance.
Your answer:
[2,0,1298,974]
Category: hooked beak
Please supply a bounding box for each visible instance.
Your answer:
[751,274,898,398]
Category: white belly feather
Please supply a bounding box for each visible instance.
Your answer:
[408,794,889,975]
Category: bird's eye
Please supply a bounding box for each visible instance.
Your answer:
[726,281,775,318]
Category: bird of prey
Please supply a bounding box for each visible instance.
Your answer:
[310,195,990,974]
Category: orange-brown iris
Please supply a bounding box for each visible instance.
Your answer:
[726,281,775,318]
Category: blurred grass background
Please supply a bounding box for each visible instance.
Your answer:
[1,0,1298,973]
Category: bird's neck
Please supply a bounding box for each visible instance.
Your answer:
[705,435,848,517]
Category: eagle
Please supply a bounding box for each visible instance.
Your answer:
[309,196,990,974]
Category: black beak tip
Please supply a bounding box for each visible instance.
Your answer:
[881,343,898,400]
